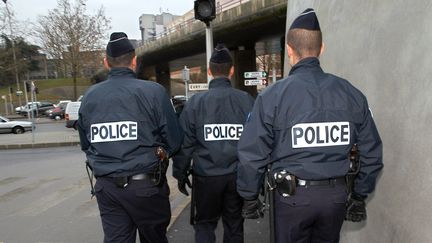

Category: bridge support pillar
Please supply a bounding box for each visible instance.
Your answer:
[156,63,171,95]
[232,48,257,97]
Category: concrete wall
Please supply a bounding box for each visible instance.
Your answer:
[285,1,432,242]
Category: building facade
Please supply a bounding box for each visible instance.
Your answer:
[139,12,180,43]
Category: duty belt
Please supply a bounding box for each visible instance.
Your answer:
[296,177,346,187]
[106,173,158,188]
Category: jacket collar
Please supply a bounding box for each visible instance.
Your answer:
[209,77,232,88]
[289,57,323,75]
[108,67,136,79]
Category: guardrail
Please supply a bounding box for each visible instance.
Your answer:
[140,0,250,46]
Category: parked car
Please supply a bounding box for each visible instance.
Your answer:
[171,95,187,117]
[46,107,65,120]
[54,100,72,108]
[65,101,81,128]
[0,115,33,134]
[15,102,40,114]
[45,100,71,120]
[20,101,55,117]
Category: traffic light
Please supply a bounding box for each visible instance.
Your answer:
[194,0,216,25]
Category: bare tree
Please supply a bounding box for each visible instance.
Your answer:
[35,0,110,100]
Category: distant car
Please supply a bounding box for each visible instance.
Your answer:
[46,107,65,120]
[15,102,40,114]
[171,95,187,117]
[45,101,70,120]
[0,115,33,134]
[20,101,55,117]
[54,100,72,108]
[65,101,81,128]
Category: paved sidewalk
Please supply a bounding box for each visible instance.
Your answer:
[167,203,270,243]
[0,130,80,149]
[0,117,270,241]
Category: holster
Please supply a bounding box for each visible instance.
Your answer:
[346,144,360,194]
[155,146,169,187]
[274,170,296,197]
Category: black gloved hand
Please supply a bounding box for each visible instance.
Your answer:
[177,177,192,196]
[345,195,367,222]
[242,199,264,219]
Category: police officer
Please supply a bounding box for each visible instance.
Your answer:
[237,9,383,243]
[77,32,183,243]
[173,44,255,243]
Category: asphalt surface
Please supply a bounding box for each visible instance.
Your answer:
[0,116,270,242]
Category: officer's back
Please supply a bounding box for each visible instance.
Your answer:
[77,32,182,243]
[173,44,254,243]
[183,80,254,175]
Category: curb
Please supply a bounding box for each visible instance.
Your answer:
[0,141,80,150]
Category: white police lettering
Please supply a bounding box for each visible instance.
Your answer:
[291,122,350,148]
[204,124,243,141]
[91,121,138,143]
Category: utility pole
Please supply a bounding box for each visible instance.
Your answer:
[205,22,214,83]
[183,66,190,100]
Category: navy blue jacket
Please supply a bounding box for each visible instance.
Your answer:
[172,77,255,179]
[77,67,183,177]
[237,57,383,200]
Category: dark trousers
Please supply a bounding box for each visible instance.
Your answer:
[94,177,171,243]
[274,184,347,243]
[193,173,244,243]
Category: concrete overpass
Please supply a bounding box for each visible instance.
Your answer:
[135,0,287,96]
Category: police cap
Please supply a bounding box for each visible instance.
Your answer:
[289,8,321,31]
[210,43,232,64]
[106,32,135,57]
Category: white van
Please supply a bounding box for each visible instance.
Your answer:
[65,101,81,128]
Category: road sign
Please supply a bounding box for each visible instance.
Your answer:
[16,90,23,96]
[244,79,265,86]
[189,83,208,91]
[244,71,267,79]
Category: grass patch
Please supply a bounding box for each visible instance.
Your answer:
[0,77,92,111]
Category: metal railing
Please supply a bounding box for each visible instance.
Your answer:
[140,0,250,45]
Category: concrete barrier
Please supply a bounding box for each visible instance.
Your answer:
[285,1,432,242]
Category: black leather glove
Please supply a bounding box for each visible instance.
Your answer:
[345,195,367,222]
[177,177,192,196]
[242,199,264,219]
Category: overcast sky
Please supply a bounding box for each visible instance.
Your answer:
[5,0,193,42]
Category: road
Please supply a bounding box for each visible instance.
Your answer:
[33,121,69,133]
[0,118,79,146]
[0,146,187,243]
